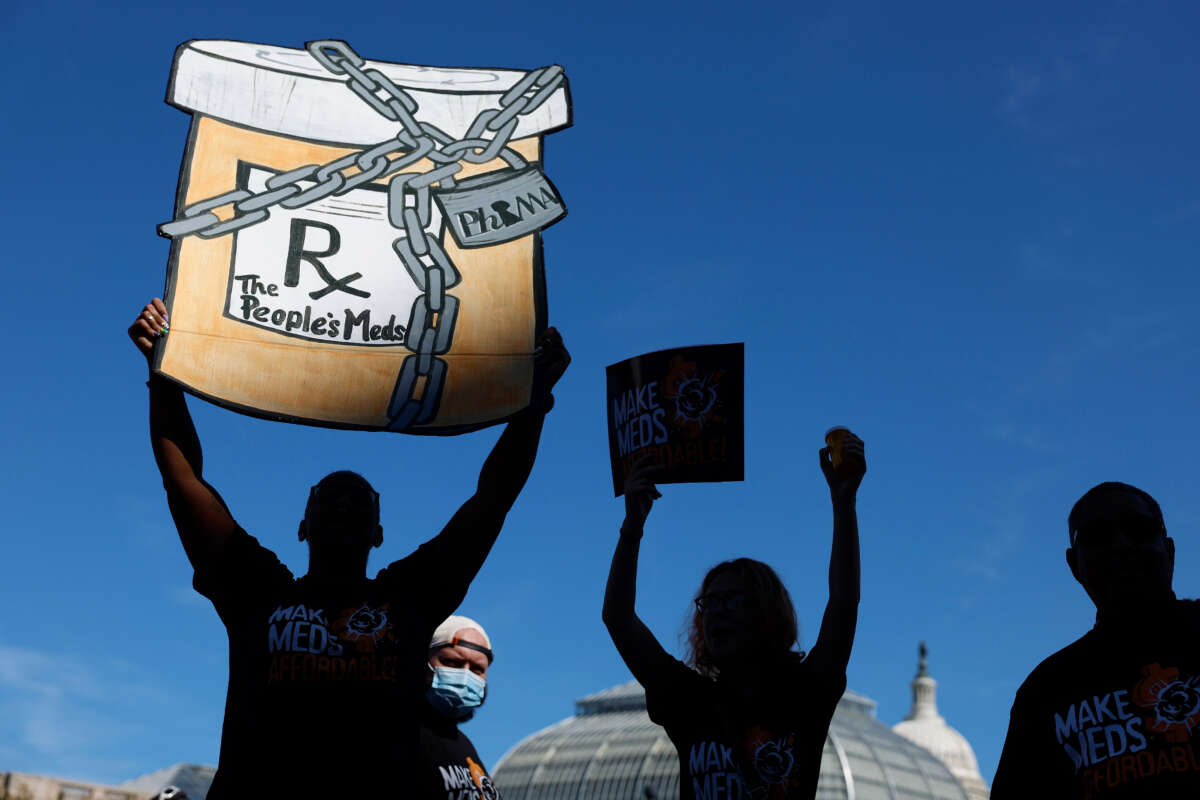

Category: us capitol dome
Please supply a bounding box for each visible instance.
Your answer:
[892,643,989,800]
[492,643,989,799]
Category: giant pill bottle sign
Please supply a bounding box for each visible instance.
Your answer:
[606,343,744,496]
[156,40,571,433]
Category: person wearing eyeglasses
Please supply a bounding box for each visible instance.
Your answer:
[603,431,865,799]
[992,482,1200,799]
[416,616,502,800]
[128,298,569,799]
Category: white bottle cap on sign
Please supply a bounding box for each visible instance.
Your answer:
[167,40,571,146]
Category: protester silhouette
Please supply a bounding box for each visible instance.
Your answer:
[992,482,1200,798]
[416,615,502,799]
[128,297,569,798]
[603,431,865,799]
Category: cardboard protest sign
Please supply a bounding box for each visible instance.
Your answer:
[154,40,571,433]
[606,344,744,496]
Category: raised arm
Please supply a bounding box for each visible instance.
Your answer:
[130,299,237,571]
[603,458,674,685]
[418,328,570,596]
[807,431,865,676]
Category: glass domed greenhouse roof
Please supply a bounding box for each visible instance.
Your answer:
[493,681,972,800]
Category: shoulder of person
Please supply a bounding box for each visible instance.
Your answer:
[1012,629,1099,702]
[236,524,284,555]
[194,525,293,584]
[795,648,843,680]
[644,655,707,702]
[372,547,425,584]
[793,650,846,704]
[1175,597,1200,625]
[459,730,482,757]
[191,526,294,620]
[662,655,707,685]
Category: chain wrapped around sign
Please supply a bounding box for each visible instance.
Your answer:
[160,40,567,431]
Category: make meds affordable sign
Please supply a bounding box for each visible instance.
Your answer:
[154,40,571,433]
[606,344,744,496]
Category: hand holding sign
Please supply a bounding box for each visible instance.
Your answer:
[622,455,663,534]
[129,298,170,363]
[531,326,570,411]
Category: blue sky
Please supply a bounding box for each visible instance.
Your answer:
[2,0,1198,789]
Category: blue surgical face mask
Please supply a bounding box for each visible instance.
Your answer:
[427,666,486,719]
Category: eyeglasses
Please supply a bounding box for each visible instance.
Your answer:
[1071,514,1165,549]
[694,590,746,614]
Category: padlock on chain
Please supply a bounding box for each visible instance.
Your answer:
[435,166,567,249]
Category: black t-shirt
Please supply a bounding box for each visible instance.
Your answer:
[645,655,845,800]
[992,598,1200,799]
[195,528,467,798]
[415,702,501,800]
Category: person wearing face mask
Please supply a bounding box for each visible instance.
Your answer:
[603,431,866,800]
[416,616,502,800]
[992,482,1200,799]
